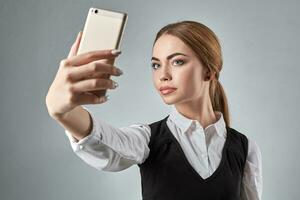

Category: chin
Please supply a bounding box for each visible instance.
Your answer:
[161,95,180,105]
[158,89,184,105]
[163,100,175,105]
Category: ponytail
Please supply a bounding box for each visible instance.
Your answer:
[209,79,230,127]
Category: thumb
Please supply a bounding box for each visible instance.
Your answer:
[68,31,82,58]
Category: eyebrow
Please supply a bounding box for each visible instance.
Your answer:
[151,52,188,61]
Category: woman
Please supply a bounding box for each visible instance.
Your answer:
[46,21,262,200]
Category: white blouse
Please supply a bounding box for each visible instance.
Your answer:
[64,105,263,200]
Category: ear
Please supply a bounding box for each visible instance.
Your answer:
[205,70,217,81]
[204,69,212,81]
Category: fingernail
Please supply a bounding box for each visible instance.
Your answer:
[98,95,109,102]
[105,95,110,100]
[111,49,122,55]
[117,68,123,75]
[113,81,119,88]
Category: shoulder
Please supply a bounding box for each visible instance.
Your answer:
[148,116,168,128]
[128,122,151,134]
[227,127,262,160]
[227,126,248,141]
[126,116,166,134]
[141,115,169,136]
[246,137,262,167]
[228,127,262,170]
[120,116,168,144]
[227,126,249,155]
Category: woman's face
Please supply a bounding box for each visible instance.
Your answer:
[151,34,210,105]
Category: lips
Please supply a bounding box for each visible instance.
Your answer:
[159,86,177,95]
[160,89,176,95]
[159,86,177,91]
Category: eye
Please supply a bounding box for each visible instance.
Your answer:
[173,59,184,66]
[151,59,185,70]
[151,63,160,70]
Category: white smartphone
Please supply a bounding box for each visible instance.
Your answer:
[77,7,128,98]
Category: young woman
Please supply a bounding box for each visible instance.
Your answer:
[46,21,262,200]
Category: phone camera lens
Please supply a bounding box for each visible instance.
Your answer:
[95,9,98,14]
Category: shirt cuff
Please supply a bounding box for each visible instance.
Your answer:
[64,105,102,152]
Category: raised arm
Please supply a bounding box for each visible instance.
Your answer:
[45,31,150,171]
[64,106,151,171]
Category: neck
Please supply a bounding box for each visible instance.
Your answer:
[174,96,217,129]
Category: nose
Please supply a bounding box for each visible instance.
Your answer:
[159,65,172,82]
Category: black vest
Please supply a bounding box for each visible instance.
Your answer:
[137,115,248,200]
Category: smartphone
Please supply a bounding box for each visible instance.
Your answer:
[77,7,128,98]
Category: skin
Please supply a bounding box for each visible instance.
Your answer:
[151,34,218,129]
[45,31,123,141]
[46,31,122,118]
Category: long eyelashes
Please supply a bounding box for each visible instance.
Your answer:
[151,59,185,70]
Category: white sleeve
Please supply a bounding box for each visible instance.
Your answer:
[64,106,151,172]
[240,137,263,200]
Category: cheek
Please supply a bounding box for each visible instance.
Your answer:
[152,73,159,89]
[175,67,204,95]
[177,68,198,87]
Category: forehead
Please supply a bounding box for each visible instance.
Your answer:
[152,34,193,56]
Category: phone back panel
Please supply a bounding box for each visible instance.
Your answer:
[77,7,127,55]
[76,7,127,98]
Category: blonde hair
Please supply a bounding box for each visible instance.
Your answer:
[153,20,231,127]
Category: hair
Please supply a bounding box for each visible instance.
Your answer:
[153,20,231,127]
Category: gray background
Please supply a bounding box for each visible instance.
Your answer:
[0,0,299,199]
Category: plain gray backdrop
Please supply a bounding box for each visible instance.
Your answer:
[0,0,299,199]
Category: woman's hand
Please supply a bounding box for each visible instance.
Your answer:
[45,31,123,119]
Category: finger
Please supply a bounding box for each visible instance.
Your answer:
[77,92,108,105]
[68,31,82,58]
[68,61,123,82]
[70,78,117,93]
[67,49,121,67]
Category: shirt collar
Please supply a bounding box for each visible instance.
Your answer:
[168,105,227,138]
